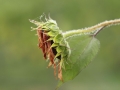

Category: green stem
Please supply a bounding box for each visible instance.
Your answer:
[63,19,120,38]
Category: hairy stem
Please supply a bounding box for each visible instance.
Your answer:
[63,19,120,38]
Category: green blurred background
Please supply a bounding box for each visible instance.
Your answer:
[0,0,120,90]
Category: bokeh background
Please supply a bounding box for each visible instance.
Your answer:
[0,0,120,90]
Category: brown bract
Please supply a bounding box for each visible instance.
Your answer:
[37,27,55,63]
[37,28,62,80]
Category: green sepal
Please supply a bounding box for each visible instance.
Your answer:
[61,48,69,57]
[49,25,60,31]
[53,34,63,43]
[47,37,54,41]
[51,43,59,47]
[54,53,61,59]
[47,31,59,37]
[56,46,66,53]
[41,26,49,31]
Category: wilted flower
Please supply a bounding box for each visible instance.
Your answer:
[30,16,120,89]
[30,18,71,81]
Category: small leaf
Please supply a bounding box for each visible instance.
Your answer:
[57,35,100,88]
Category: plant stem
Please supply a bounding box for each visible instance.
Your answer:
[63,19,120,38]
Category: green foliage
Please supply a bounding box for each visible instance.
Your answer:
[57,35,100,88]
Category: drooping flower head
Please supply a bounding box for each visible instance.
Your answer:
[30,16,120,89]
[30,17,71,81]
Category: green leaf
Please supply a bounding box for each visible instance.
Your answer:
[57,35,100,88]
